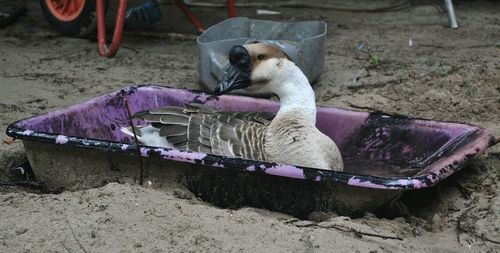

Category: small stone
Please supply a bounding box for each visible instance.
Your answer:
[479,163,488,172]
[411,226,421,236]
[447,202,460,212]
[173,189,193,200]
[430,214,442,231]
[97,204,108,211]
[15,228,27,235]
[90,231,96,238]
[332,216,351,222]
[363,212,377,219]
[393,217,406,224]
[308,211,338,223]
[317,221,335,228]
[134,243,142,248]
[2,195,14,202]
[408,216,427,227]
[294,220,315,227]
[283,218,298,224]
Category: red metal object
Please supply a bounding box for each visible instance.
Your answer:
[227,0,236,17]
[45,0,86,21]
[96,0,127,57]
[175,0,204,33]
[96,0,237,58]
[174,0,236,33]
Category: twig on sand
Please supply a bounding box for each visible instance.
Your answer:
[61,242,71,253]
[457,214,500,245]
[66,219,88,253]
[283,218,299,224]
[481,235,500,245]
[324,224,403,240]
[3,137,16,145]
[454,181,471,199]
[0,182,16,187]
[291,220,403,241]
[455,218,462,244]
[455,205,476,244]
[494,137,500,145]
[346,102,378,111]
[124,97,144,185]
[147,210,168,218]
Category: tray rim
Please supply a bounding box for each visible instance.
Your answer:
[6,85,497,190]
[197,17,328,45]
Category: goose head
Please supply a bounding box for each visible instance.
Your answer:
[215,43,303,96]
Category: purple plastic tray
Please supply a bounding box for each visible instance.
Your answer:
[6,85,497,190]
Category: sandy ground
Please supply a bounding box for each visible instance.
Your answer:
[1,0,499,252]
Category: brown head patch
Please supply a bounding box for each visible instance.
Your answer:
[243,43,290,69]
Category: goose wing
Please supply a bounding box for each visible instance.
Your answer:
[133,105,274,161]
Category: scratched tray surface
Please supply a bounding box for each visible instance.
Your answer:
[6,85,495,189]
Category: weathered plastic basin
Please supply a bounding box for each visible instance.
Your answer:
[6,85,497,217]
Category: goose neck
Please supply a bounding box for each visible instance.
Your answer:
[274,75,317,124]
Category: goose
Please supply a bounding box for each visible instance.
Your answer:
[122,43,344,171]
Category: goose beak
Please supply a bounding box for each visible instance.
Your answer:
[214,46,252,95]
[215,65,251,95]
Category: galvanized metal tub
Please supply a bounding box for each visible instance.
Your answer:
[197,17,327,96]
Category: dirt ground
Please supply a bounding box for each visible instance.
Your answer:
[1,0,499,252]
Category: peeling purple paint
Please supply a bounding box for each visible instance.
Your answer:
[348,177,387,189]
[391,179,427,189]
[55,135,69,145]
[211,162,224,168]
[263,165,307,180]
[140,147,149,156]
[411,179,426,189]
[246,165,256,172]
[22,130,34,135]
[138,147,207,163]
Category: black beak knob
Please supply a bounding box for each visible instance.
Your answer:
[228,46,251,66]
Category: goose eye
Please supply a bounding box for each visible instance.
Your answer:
[257,54,265,61]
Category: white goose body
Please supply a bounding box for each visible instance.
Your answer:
[122,44,344,171]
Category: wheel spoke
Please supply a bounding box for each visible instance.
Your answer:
[47,0,86,21]
[73,0,82,15]
[62,0,70,15]
[53,0,64,10]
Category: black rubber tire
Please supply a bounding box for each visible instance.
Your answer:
[39,0,108,38]
[0,4,26,28]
